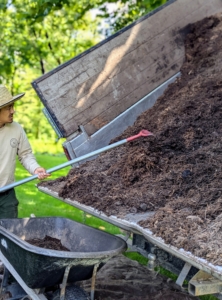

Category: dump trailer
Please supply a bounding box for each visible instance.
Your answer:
[33,0,222,298]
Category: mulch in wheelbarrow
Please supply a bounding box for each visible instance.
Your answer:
[26,235,70,251]
[38,14,222,265]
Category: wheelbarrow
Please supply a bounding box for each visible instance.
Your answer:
[0,217,127,300]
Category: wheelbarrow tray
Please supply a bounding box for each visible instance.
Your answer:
[0,217,127,289]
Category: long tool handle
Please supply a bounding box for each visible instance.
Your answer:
[0,130,153,193]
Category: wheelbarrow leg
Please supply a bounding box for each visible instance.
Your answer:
[60,264,72,300]
[90,263,100,300]
[0,266,10,295]
[59,263,99,300]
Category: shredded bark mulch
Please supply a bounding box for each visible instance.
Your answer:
[26,235,70,251]
[39,14,222,265]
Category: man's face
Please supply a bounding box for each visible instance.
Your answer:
[0,103,15,127]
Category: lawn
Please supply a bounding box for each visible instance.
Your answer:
[14,146,216,300]
[15,151,121,235]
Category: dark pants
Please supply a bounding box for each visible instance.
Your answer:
[0,189,19,219]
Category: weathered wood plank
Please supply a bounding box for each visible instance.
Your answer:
[62,52,184,137]
[35,0,222,137]
[51,32,182,122]
[63,39,183,123]
[84,58,185,136]
[38,0,193,102]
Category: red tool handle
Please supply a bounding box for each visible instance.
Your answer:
[126,130,154,142]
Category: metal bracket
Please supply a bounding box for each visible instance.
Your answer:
[147,253,156,271]
[60,264,72,300]
[79,125,89,140]
[189,270,222,296]
[176,262,192,287]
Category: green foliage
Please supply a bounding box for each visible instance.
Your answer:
[98,0,168,35]
[124,251,148,265]
[13,0,102,23]
[29,138,66,154]
[0,0,103,142]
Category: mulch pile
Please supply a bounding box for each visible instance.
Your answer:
[39,14,222,265]
[26,235,70,251]
[80,255,199,300]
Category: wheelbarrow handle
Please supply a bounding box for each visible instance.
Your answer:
[0,130,153,193]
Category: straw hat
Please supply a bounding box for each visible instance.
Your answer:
[0,85,25,108]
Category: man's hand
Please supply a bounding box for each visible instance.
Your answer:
[34,167,50,180]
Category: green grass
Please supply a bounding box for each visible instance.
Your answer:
[15,152,120,235]
[14,144,217,300]
[28,138,66,155]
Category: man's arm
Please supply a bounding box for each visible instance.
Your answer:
[18,126,50,180]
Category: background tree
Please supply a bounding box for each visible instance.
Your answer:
[0,0,102,140]
[98,0,168,35]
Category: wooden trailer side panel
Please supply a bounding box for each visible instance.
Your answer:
[32,0,222,138]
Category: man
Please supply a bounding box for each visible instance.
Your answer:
[0,84,50,218]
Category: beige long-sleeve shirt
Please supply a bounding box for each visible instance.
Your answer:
[0,122,40,187]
